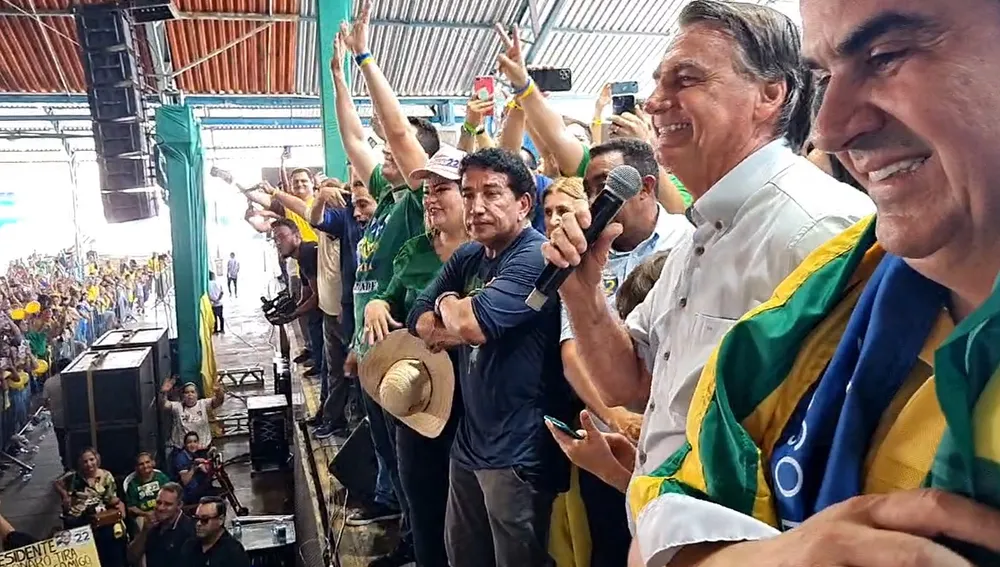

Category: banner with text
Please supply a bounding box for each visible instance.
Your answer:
[0,526,101,567]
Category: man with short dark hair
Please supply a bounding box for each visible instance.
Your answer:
[409,148,573,567]
[226,253,239,297]
[127,482,195,567]
[180,496,249,567]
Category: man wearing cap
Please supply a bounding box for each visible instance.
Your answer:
[361,145,467,567]
[409,148,575,567]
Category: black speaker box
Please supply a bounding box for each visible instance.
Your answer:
[61,347,153,428]
[66,423,141,478]
[248,394,290,473]
[89,328,168,466]
[328,418,377,503]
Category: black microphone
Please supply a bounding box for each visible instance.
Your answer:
[525,164,642,311]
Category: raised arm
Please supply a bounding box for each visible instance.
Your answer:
[343,1,429,188]
[331,32,379,182]
[498,104,527,153]
[496,25,585,176]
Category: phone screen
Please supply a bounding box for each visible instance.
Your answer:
[473,76,496,116]
[613,94,637,116]
[544,415,584,440]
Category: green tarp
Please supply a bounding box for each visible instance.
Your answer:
[155,105,209,392]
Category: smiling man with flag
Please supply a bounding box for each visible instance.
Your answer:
[625,0,1000,564]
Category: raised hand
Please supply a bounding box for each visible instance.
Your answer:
[494,24,529,89]
[341,0,371,56]
[331,32,348,78]
[465,97,495,128]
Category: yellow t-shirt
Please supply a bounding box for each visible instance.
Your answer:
[284,199,317,276]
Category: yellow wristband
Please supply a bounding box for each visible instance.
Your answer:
[359,55,374,67]
[592,119,603,125]
[516,80,536,100]
[506,99,523,110]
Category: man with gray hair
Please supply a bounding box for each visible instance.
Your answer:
[541,0,873,550]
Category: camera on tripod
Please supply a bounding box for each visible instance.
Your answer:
[261,292,296,326]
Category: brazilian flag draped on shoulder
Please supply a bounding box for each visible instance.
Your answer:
[629,215,1000,551]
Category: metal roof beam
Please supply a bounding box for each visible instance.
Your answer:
[0,93,472,107]
[525,0,569,64]
[550,27,668,38]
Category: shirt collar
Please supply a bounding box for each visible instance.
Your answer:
[690,138,795,230]
[610,205,672,259]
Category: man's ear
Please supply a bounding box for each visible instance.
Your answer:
[641,174,658,198]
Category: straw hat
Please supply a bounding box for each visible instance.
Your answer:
[359,330,455,438]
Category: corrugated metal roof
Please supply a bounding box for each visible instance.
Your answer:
[168,0,300,94]
[0,0,804,98]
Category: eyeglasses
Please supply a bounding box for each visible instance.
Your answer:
[195,515,220,524]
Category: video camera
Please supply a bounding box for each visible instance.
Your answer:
[261,292,296,326]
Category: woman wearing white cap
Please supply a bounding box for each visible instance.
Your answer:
[361,145,468,567]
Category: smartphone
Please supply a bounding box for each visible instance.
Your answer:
[529,67,573,93]
[544,415,584,440]
[473,76,496,116]
[613,94,637,116]
[611,81,639,96]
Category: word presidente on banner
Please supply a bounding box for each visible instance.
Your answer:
[0,527,100,567]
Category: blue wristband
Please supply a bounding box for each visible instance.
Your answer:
[511,78,533,96]
[354,52,372,65]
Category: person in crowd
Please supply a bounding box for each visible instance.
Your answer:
[264,176,350,440]
[54,447,125,522]
[546,138,692,567]
[246,168,320,372]
[180,496,250,566]
[226,253,239,297]
[624,0,1000,564]
[161,377,225,463]
[127,483,196,567]
[123,452,171,530]
[172,432,213,506]
[54,448,128,567]
[41,357,71,470]
[308,174,376,438]
[0,504,37,551]
[337,8,446,562]
[409,148,575,567]
[362,146,468,567]
[208,272,225,335]
[540,0,874,548]
[540,177,585,233]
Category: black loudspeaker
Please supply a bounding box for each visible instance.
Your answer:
[66,424,141,478]
[89,328,169,468]
[62,347,152,427]
[327,419,377,503]
[74,3,156,222]
[248,394,290,473]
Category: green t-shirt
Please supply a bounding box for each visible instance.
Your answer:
[373,233,443,321]
[352,165,426,358]
[123,470,170,512]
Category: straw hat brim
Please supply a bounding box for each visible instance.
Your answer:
[359,330,455,438]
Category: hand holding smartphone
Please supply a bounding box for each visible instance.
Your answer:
[544,415,584,440]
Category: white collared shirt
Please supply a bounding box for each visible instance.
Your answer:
[624,140,875,561]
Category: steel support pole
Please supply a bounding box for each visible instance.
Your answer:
[316,0,352,180]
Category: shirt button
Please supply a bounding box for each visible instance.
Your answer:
[649,399,656,411]
[679,297,687,308]
[694,246,705,256]
[662,351,670,361]
[715,220,724,230]
[638,450,647,466]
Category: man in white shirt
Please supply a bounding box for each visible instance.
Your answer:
[226,253,240,297]
[542,0,874,552]
[207,272,225,334]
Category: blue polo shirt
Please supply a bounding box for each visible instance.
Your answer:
[408,227,573,492]
[531,174,553,234]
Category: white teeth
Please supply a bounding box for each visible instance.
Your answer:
[664,123,689,133]
[869,157,927,182]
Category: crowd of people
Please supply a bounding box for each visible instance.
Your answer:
[226,0,1000,564]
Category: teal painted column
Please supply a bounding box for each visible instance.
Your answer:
[317,0,353,180]
[156,105,210,391]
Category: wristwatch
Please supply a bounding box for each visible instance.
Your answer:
[434,292,460,318]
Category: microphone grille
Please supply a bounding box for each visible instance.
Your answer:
[606,165,643,201]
